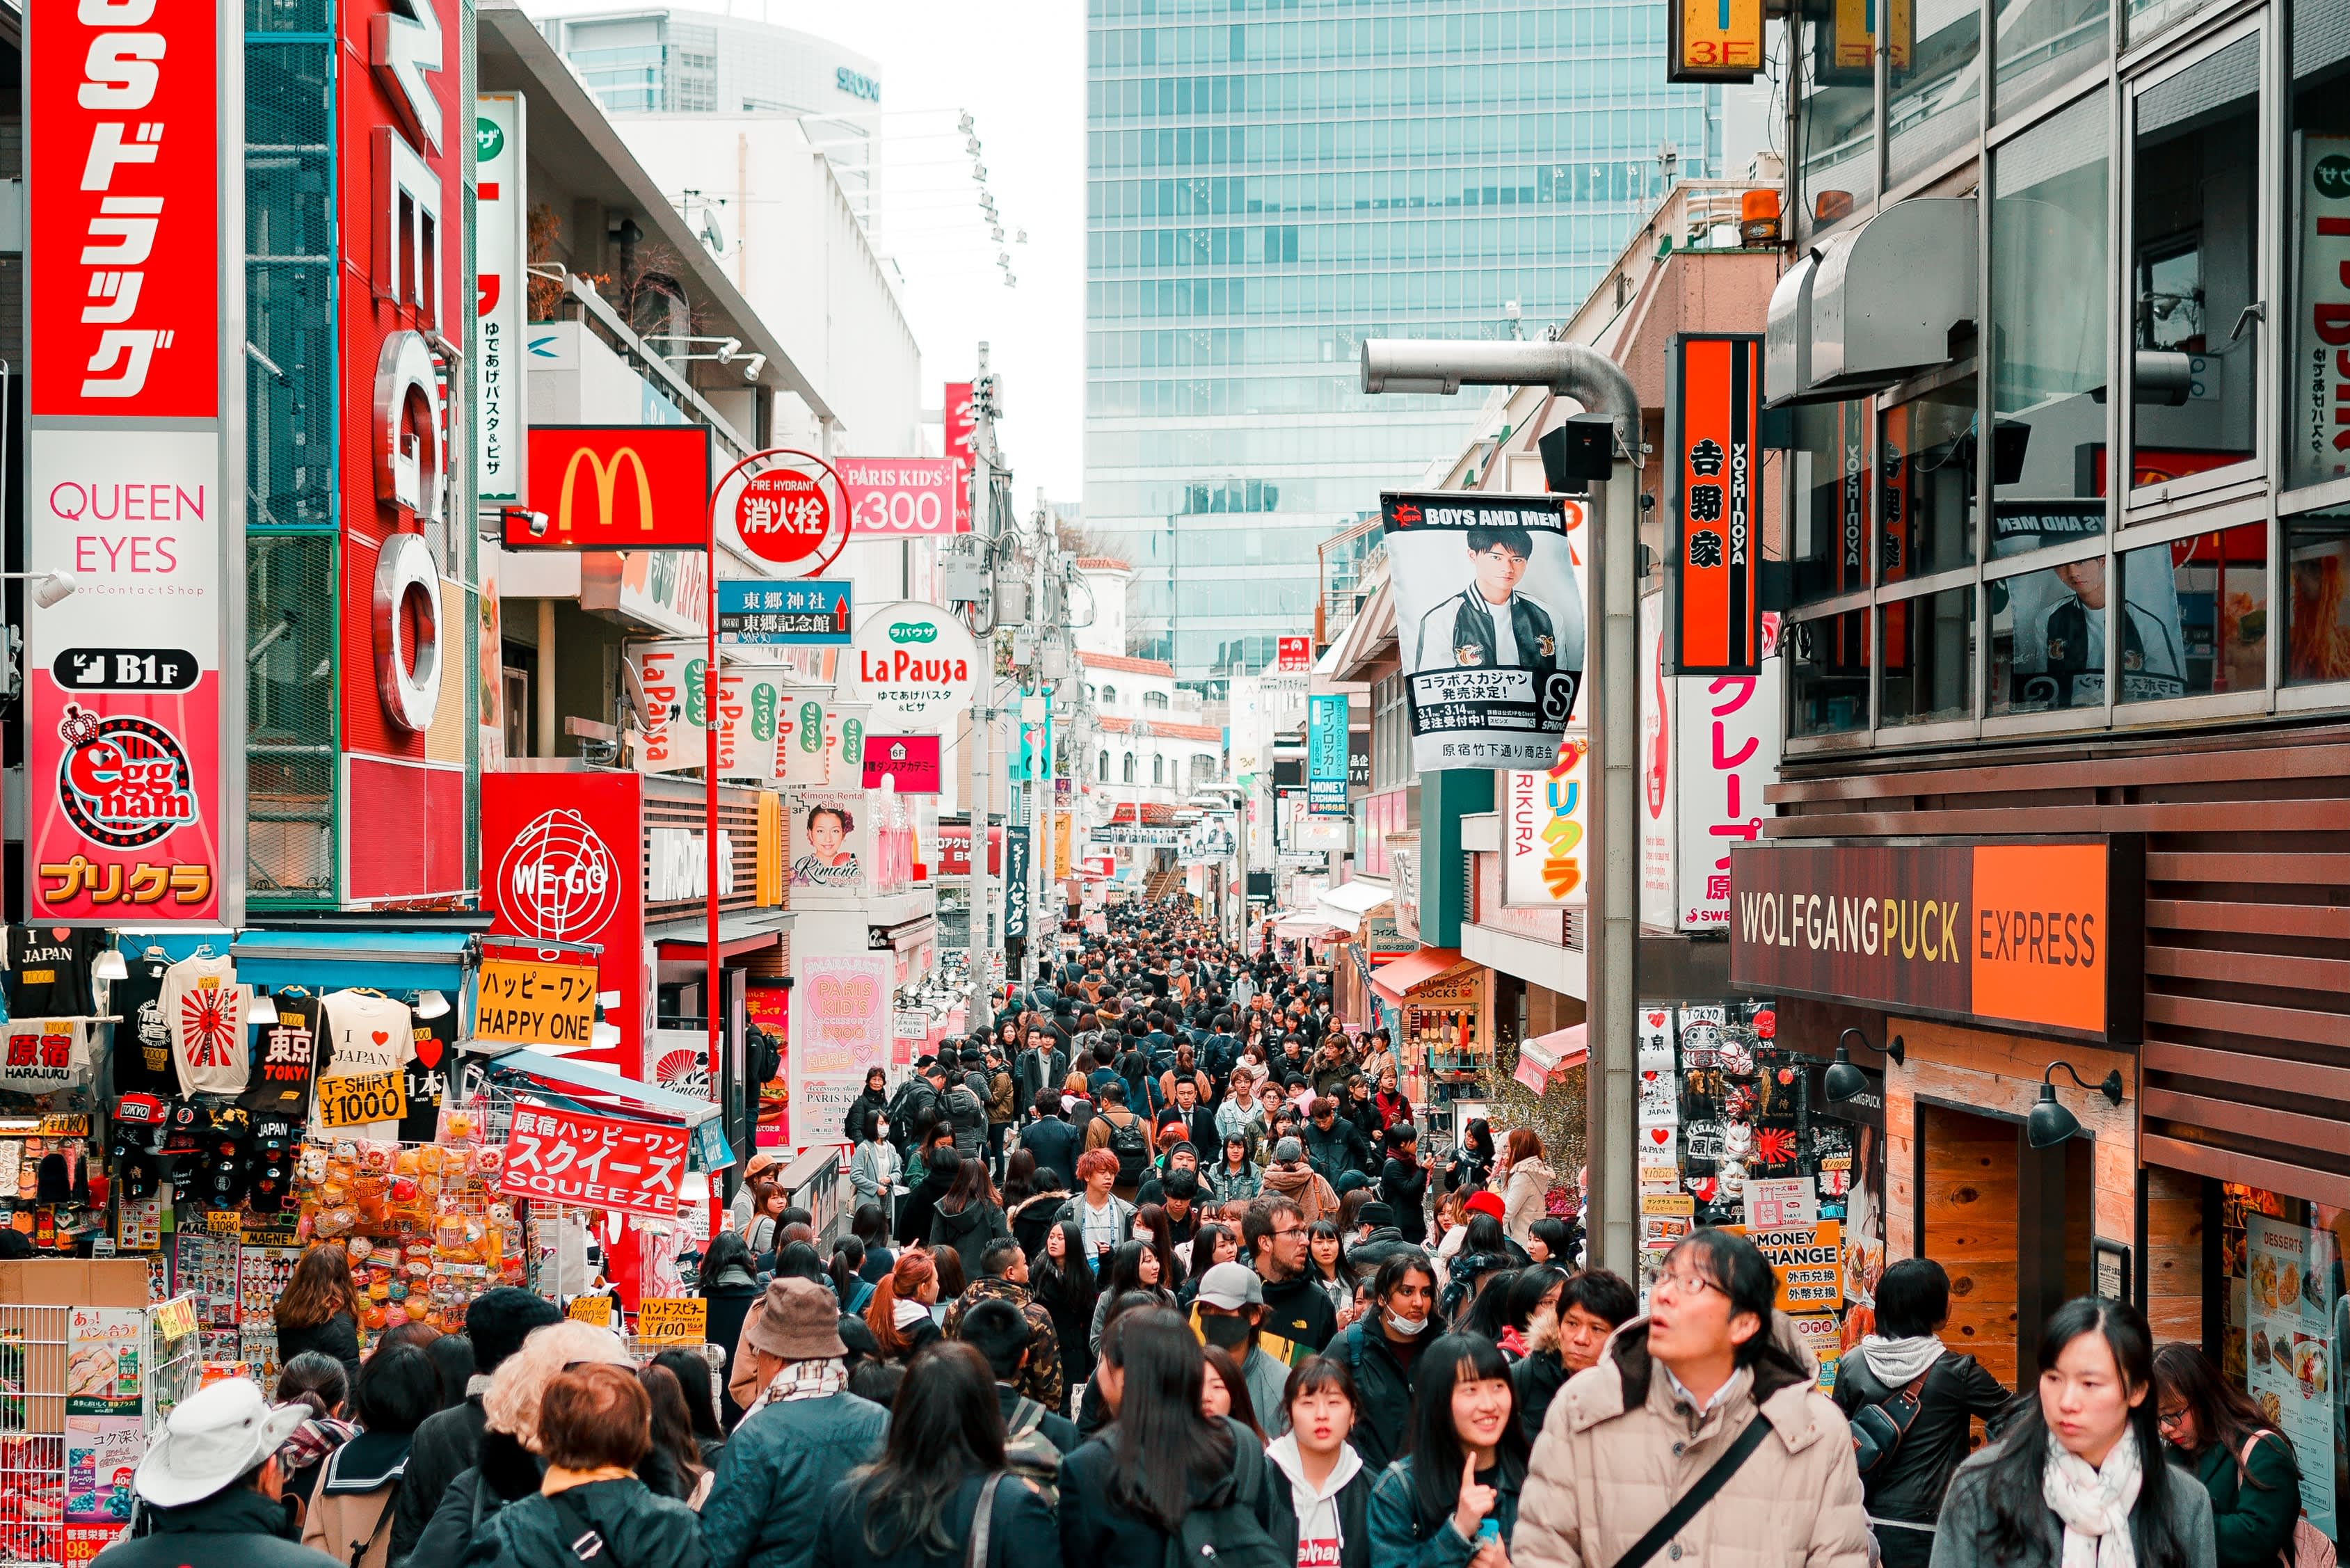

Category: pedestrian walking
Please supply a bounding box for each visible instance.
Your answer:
[1268,1357,1376,1568]
[301,1341,438,1568]
[1365,1331,1528,1568]
[275,1243,365,1385]
[1510,1230,1871,1568]
[1508,1268,1633,1446]
[851,1114,902,1232]
[867,1249,945,1363]
[929,1155,1011,1285]
[2152,1343,2305,1568]
[1328,1251,1440,1472]
[95,1380,342,1568]
[1832,1258,2015,1568]
[1495,1131,1556,1251]
[1030,1219,1099,1412]
[1930,1299,2214,1568]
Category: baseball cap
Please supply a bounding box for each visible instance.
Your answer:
[1196,1262,1264,1311]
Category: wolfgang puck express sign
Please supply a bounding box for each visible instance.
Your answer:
[1728,839,2143,1040]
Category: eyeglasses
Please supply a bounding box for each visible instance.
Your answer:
[2157,1407,2190,1430]
[1270,1223,1305,1240]
[1652,1267,1720,1300]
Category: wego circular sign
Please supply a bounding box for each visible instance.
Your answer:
[714,449,850,577]
[494,808,622,944]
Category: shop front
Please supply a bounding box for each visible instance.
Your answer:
[1370,950,1489,1108]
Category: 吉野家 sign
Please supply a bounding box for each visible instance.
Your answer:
[500,1100,690,1222]
[515,426,714,550]
[1670,0,1765,81]
[718,579,853,645]
[473,956,600,1049]
[1667,335,1764,677]
[1728,838,2145,1041]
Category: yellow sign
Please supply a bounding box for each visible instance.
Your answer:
[566,1295,615,1327]
[316,1069,410,1130]
[559,446,657,540]
[475,957,601,1048]
[1729,1222,1846,1311]
[154,1296,198,1341]
[202,1209,241,1235]
[637,1297,708,1344]
[1671,0,1764,81]
[1825,0,1912,79]
[1640,1192,1696,1216]
[756,792,785,906]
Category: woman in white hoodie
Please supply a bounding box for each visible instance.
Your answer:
[1494,1128,1556,1251]
[1266,1355,1375,1568]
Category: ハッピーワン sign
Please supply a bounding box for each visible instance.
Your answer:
[1727,839,2143,1041]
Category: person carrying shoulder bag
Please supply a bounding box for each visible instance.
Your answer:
[1512,1229,1869,1568]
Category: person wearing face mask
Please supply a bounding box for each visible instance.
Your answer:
[1327,1253,1439,1472]
[849,1110,902,1233]
[1508,1269,1633,1447]
[1366,1332,1528,1568]
[1189,1261,1295,1423]
[1268,1358,1375,1568]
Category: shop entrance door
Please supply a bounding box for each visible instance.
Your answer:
[1919,1101,2095,1393]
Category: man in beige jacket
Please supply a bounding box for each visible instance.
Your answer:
[1514,1229,1871,1568]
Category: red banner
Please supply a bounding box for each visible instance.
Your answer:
[945,381,974,531]
[1667,334,1763,676]
[863,734,943,793]
[515,426,713,550]
[499,1100,689,1221]
[937,822,1001,877]
[481,773,644,1073]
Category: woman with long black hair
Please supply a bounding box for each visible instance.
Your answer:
[1364,1333,1527,1568]
[1443,1120,1495,1196]
[1089,1239,1179,1354]
[1057,1309,1279,1567]
[1031,1219,1098,1411]
[1931,1299,2214,1568]
[2152,1343,2301,1568]
[812,1343,1057,1568]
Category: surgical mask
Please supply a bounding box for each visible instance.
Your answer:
[1200,1313,1254,1350]
[1384,1308,1428,1338]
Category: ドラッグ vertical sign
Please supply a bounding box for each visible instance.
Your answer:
[1667,335,1764,678]
[476,95,527,502]
[26,0,239,923]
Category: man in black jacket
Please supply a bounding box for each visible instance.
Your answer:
[391,1286,563,1561]
[1302,1098,1373,1185]
[1325,1251,1437,1470]
[1245,1194,1336,1358]
[99,1379,343,1568]
[1013,1029,1069,1127]
[1019,1089,1083,1189]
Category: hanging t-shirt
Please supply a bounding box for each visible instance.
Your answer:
[399,1009,456,1142]
[109,953,180,1098]
[5,928,104,1018]
[242,992,323,1121]
[314,991,416,1140]
[0,1021,90,1094]
[161,954,248,1098]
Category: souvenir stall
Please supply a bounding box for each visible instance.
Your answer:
[1369,950,1491,1107]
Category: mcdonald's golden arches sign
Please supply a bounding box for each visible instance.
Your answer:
[513,426,714,550]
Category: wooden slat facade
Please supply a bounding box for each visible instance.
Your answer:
[1766,719,2350,1212]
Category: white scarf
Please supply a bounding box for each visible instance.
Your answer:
[1861,1334,1947,1386]
[892,1297,932,1331]
[2043,1427,2142,1568]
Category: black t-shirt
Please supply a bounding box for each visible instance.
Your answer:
[6,928,103,1018]
[399,1011,456,1141]
[110,953,179,1096]
[242,993,323,1119]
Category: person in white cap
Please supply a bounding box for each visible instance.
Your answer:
[1190,1258,1293,1423]
[95,1379,344,1568]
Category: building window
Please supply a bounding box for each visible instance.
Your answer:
[1788,609,1871,735]
[2127,31,2263,503]
[1991,554,2114,714]
[1153,754,1165,785]
[1992,90,2109,561]
[1787,400,1872,606]
[2116,522,2267,702]
[1098,749,1110,781]
[2286,7,2350,496]
[1887,0,1982,188]
[1101,684,1119,705]
[1880,586,1976,724]
[1123,753,1137,783]
[1144,689,1169,709]
[1994,0,2109,123]
[2285,509,2350,687]
[1882,378,1979,582]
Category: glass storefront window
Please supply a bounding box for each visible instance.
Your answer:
[1880,586,1976,723]
[1789,609,1871,735]
[1990,558,2117,714]
[1798,21,1875,240]
[2129,34,2262,497]
[2285,509,2350,686]
[1992,92,2110,558]
[1882,378,1979,581]
[1787,400,1873,607]
[2216,1185,2346,1547]
[2285,3,2350,493]
[2116,522,2268,702]
[1887,0,1981,188]
[1994,0,2109,122]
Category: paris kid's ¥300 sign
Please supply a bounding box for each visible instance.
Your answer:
[1727,838,2145,1041]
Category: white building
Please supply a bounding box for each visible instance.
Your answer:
[1072,557,1133,662]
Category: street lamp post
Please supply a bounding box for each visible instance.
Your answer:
[1359,338,1644,1277]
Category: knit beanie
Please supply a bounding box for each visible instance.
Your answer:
[466,1286,564,1374]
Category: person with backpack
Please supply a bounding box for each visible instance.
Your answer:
[1365,1331,1528,1568]
[1512,1229,1869,1568]
[1328,1252,1439,1472]
[957,1296,1082,1496]
[941,1237,1064,1414]
[809,1343,1056,1568]
[1831,1258,2015,1568]
[2151,1343,2300,1568]
[1057,1309,1284,1568]
[1056,1148,1135,1272]
[300,1342,438,1568]
[1083,1082,1158,1199]
[945,1052,992,1161]
[888,1065,945,1161]
[1268,1357,1377,1568]
[843,1069,892,1153]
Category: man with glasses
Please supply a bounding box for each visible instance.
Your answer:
[1244,1194,1337,1361]
[1414,522,1568,675]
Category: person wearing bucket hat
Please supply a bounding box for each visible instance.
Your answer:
[701,1279,889,1568]
[93,1379,342,1568]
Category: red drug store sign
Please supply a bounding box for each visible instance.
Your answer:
[482,774,648,1076]
[24,0,237,922]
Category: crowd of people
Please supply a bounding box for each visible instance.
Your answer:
[106,901,2300,1568]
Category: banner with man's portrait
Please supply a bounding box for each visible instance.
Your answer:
[1381,492,1586,771]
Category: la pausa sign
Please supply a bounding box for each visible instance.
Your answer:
[847,601,978,732]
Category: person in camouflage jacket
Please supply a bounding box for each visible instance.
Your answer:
[938,1239,1063,1412]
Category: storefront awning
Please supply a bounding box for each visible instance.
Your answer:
[1767,197,1976,407]
[1317,878,1393,927]
[1513,1023,1588,1094]
[649,909,794,960]
[230,928,472,991]
[1273,913,1347,941]
[470,1046,723,1128]
[1370,947,1465,1005]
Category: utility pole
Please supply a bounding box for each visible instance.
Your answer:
[964,343,997,1013]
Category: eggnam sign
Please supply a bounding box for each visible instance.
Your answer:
[845,601,978,733]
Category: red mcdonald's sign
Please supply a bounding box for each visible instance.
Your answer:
[513,425,714,550]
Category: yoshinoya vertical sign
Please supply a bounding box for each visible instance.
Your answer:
[475,95,527,502]
[2290,136,2350,492]
[27,0,240,925]
[1382,492,1585,771]
[1667,335,1764,677]
[1306,693,1349,816]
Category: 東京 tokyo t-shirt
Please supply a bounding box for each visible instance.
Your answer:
[313,991,416,1140]
[243,993,324,1121]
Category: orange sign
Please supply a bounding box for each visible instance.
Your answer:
[1969,843,2110,1034]
[1668,335,1763,675]
[1671,0,1765,81]
[514,426,713,550]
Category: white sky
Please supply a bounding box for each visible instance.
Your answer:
[524,0,1090,508]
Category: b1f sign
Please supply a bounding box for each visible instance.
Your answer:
[26,0,239,924]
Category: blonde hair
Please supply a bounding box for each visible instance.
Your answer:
[482,1319,634,1453]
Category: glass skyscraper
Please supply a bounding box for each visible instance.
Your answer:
[1085,0,1717,685]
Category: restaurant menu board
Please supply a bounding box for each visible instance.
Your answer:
[2244,1216,2339,1539]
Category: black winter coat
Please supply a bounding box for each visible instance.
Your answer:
[1057,1418,1277,1568]
[458,1477,705,1568]
[1021,1119,1083,1190]
[278,1311,363,1385]
[701,1283,763,1429]
[1303,1119,1373,1183]
[1332,1319,1432,1473]
[812,1471,1057,1568]
[1377,1160,1430,1245]
[1265,1460,1375,1568]
[930,1199,1011,1284]
[393,1395,488,1560]
[1831,1349,2013,1538]
[1510,1349,1568,1449]
[97,1487,342,1568]
[842,1089,890,1146]
[895,1160,957,1247]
